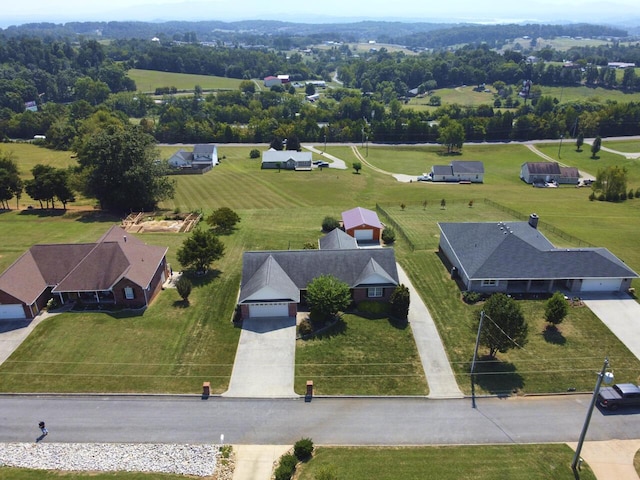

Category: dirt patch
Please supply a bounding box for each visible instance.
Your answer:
[122,212,201,233]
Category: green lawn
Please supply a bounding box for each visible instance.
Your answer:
[295,314,427,395]
[1,142,640,395]
[296,444,596,480]
[605,140,640,153]
[127,69,245,93]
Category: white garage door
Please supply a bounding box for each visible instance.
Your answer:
[0,304,26,319]
[249,303,289,318]
[354,229,374,241]
[581,279,622,292]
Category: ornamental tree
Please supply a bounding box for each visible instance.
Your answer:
[544,291,569,328]
[176,229,225,274]
[473,293,528,358]
[306,275,351,321]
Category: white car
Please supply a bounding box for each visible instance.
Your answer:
[417,173,432,181]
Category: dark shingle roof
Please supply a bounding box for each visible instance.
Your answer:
[439,221,638,280]
[523,162,562,175]
[451,161,484,174]
[432,165,453,176]
[319,229,358,250]
[239,249,398,303]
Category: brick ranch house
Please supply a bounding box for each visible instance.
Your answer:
[238,228,399,319]
[0,226,169,319]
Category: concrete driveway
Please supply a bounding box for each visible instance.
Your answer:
[583,293,640,362]
[223,317,297,398]
[397,265,464,399]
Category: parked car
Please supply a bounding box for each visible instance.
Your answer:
[597,383,640,410]
[317,161,329,168]
[417,173,432,181]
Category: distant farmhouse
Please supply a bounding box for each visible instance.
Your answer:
[430,161,484,183]
[168,144,218,171]
[439,215,637,294]
[520,162,579,185]
[263,76,282,88]
[261,150,312,170]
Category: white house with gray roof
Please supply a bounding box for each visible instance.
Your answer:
[168,144,218,168]
[438,214,637,294]
[238,248,399,319]
[261,150,312,170]
[430,161,484,183]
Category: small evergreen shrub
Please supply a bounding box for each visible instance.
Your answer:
[321,216,340,232]
[274,453,297,480]
[381,227,396,244]
[298,319,313,336]
[389,284,410,321]
[462,291,482,304]
[249,149,260,159]
[294,437,314,460]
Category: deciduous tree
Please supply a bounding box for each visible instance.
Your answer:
[207,207,240,234]
[75,123,175,212]
[473,293,528,358]
[176,229,225,274]
[306,275,352,321]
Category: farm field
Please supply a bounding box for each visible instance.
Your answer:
[127,68,245,93]
[1,142,640,395]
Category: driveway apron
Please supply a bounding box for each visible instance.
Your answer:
[397,264,464,399]
[223,317,297,398]
[583,294,640,362]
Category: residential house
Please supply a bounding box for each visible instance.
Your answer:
[0,226,169,319]
[318,228,358,250]
[168,144,218,169]
[438,214,637,294]
[341,207,383,242]
[238,248,399,319]
[261,150,312,170]
[430,161,484,183]
[520,162,579,185]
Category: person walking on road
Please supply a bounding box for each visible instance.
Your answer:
[38,421,48,437]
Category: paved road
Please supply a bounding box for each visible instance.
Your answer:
[2,395,639,445]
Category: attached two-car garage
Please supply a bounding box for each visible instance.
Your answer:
[581,279,623,292]
[0,304,26,320]
[248,303,290,318]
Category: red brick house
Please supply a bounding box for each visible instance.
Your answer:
[0,226,169,319]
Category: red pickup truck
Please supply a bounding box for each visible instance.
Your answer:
[597,383,640,410]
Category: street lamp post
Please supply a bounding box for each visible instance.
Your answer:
[571,357,613,474]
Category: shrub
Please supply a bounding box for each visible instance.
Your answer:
[588,191,596,201]
[249,149,260,159]
[303,241,318,250]
[321,216,340,232]
[389,284,410,321]
[298,319,313,336]
[629,189,634,199]
[462,291,482,304]
[636,188,640,198]
[381,227,396,244]
[46,298,60,310]
[274,453,297,480]
[598,193,606,201]
[294,438,314,460]
[175,276,192,302]
[357,300,390,317]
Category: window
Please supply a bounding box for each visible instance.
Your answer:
[368,287,383,298]
[124,287,134,299]
[481,280,497,287]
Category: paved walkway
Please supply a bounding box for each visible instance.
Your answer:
[397,265,463,399]
[569,439,640,480]
[231,445,291,480]
[223,317,297,398]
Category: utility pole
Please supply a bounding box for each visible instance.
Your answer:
[470,310,485,409]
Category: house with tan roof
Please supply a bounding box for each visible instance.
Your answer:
[0,226,169,319]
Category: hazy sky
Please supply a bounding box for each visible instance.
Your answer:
[2,0,639,27]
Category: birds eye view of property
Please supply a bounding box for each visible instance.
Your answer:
[1,8,640,479]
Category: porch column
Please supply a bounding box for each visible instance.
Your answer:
[95,291,100,303]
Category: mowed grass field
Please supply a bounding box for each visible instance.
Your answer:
[1,141,640,395]
[407,84,640,110]
[297,444,596,480]
[127,68,245,93]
